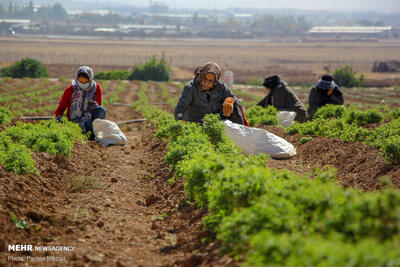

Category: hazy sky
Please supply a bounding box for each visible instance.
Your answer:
[139,0,400,13]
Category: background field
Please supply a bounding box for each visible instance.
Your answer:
[1,36,400,85]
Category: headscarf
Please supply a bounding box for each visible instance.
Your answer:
[70,66,97,121]
[194,65,203,78]
[262,75,281,90]
[197,62,222,89]
[316,74,335,90]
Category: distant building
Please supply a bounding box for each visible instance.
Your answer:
[0,19,31,35]
[308,26,393,38]
[390,27,400,38]
[233,13,253,21]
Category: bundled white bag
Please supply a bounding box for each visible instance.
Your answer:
[224,120,296,159]
[277,111,296,128]
[93,119,127,147]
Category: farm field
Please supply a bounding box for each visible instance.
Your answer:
[0,77,400,266]
[1,36,400,86]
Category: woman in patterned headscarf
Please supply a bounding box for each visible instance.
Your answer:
[175,62,248,125]
[55,66,107,139]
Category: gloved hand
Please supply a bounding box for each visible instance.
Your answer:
[327,88,333,96]
[223,97,235,117]
[56,116,62,123]
[88,100,99,111]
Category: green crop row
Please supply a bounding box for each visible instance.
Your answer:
[245,105,279,127]
[289,104,400,164]
[102,81,127,106]
[0,79,51,100]
[132,83,400,266]
[0,107,13,124]
[0,119,85,174]
[313,104,385,125]
[98,80,110,91]
[159,83,178,108]
[13,105,57,117]
[232,89,260,109]
[0,81,59,107]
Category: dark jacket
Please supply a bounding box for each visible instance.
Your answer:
[307,86,344,119]
[174,79,245,124]
[256,82,307,122]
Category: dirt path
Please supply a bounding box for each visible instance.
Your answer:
[0,82,232,266]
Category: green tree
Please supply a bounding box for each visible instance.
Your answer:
[333,66,364,87]
[8,2,12,16]
[0,58,49,78]
[129,55,170,81]
[28,1,33,19]
[37,3,67,20]
[51,3,67,19]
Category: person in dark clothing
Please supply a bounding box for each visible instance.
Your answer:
[307,74,344,119]
[257,75,307,122]
[174,62,248,125]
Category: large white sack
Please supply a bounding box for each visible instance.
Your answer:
[277,111,296,128]
[93,119,127,147]
[224,120,296,159]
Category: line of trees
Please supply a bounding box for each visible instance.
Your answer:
[0,1,67,20]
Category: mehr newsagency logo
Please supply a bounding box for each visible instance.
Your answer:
[7,244,75,262]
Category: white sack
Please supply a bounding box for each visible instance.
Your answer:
[93,119,127,147]
[277,111,296,128]
[224,120,296,159]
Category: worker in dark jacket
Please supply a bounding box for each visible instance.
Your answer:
[174,62,247,125]
[308,74,344,119]
[257,75,307,122]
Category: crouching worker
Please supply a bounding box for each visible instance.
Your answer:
[174,62,248,125]
[308,74,344,119]
[55,66,106,139]
[257,75,307,122]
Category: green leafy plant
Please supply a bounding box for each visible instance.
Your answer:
[246,105,279,126]
[312,104,346,120]
[10,213,29,229]
[333,65,364,87]
[0,58,49,78]
[380,136,400,164]
[344,109,384,125]
[129,55,170,81]
[94,70,130,80]
[379,176,393,188]
[0,120,85,174]
[300,137,312,144]
[202,114,228,146]
[0,107,13,124]
[246,231,399,267]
